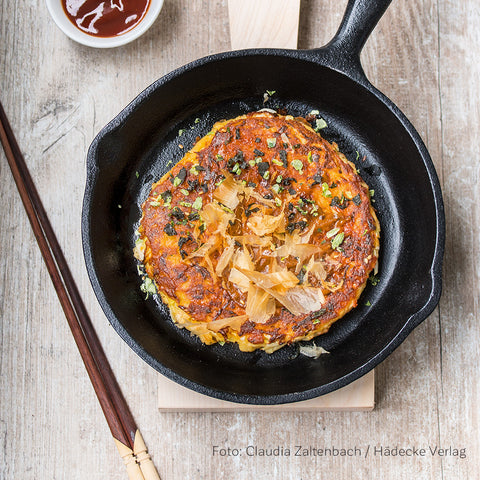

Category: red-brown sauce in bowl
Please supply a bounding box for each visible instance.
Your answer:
[62,0,151,37]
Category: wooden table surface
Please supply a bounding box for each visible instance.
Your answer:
[1,1,479,479]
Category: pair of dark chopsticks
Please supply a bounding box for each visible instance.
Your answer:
[0,101,161,480]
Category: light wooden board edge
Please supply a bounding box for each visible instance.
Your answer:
[158,370,374,412]
[228,0,301,50]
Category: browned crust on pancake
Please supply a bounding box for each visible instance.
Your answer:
[135,112,380,353]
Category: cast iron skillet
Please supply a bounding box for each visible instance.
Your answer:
[82,0,444,404]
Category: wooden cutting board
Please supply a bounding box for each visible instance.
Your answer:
[158,0,374,412]
[158,370,374,411]
[228,0,301,50]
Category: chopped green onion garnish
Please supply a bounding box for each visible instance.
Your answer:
[267,138,277,148]
[180,189,189,196]
[307,151,313,163]
[291,159,303,172]
[192,197,203,210]
[272,158,283,166]
[295,204,308,215]
[194,118,200,123]
[178,129,184,136]
[314,118,328,131]
[275,197,282,207]
[272,184,281,194]
[321,182,332,197]
[140,276,156,298]
[220,205,234,214]
[173,177,182,187]
[331,232,345,250]
[309,109,320,116]
[276,174,283,183]
[326,227,340,238]
[216,154,224,161]
[249,159,256,167]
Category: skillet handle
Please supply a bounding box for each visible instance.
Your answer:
[311,0,392,83]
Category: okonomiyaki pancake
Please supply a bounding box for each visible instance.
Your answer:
[134,111,380,353]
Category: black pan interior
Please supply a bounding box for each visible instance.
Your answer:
[82,51,442,403]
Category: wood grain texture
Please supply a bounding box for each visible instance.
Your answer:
[158,371,374,412]
[0,1,478,479]
[228,0,300,49]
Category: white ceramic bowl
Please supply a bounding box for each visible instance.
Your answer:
[45,0,164,48]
